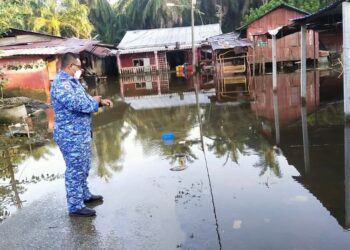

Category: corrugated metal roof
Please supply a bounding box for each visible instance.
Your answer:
[118,44,195,55]
[0,46,66,57]
[124,91,214,110]
[206,32,252,50]
[118,24,222,53]
[265,0,344,40]
[84,44,116,57]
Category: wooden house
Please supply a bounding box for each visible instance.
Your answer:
[0,28,115,93]
[117,24,222,75]
[236,3,318,69]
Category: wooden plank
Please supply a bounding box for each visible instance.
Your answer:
[223,65,246,73]
[223,76,246,84]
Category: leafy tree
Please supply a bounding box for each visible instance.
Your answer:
[0,0,337,44]
[115,0,187,29]
[0,0,34,34]
[242,0,335,25]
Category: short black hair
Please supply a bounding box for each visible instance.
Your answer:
[61,52,79,69]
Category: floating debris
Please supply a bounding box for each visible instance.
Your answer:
[170,154,188,171]
[8,123,34,137]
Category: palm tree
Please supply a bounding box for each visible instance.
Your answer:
[254,144,282,178]
[115,0,187,30]
[0,0,33,33]
[81,0,123,43]
[33,0,93,38]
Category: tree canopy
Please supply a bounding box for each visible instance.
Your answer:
[242,0,334,25]
[0,0,93,38]
[0,0,337,43]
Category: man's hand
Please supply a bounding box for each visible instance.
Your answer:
[93,96,102,103]
[100,99,113,107]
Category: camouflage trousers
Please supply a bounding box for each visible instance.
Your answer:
[55,134,92,213]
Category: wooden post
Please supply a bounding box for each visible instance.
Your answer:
[343,2,350,121]
[313,30,317,69]
[262,56,265,75]
[120,78,124,100]
[154,51,159,71]
[117,52,122,75]
[300,25,307,104]
[157,75,161,95]
[253,35,256,77]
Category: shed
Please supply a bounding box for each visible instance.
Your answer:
[264,1,344,67]
[236,3,318,68]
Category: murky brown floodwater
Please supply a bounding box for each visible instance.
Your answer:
[1,70,350,249]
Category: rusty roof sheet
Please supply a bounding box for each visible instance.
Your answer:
[84,44,116,57]
[206,32,252,50]
[0,38,101,58]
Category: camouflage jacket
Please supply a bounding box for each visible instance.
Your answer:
[51,70,99,140]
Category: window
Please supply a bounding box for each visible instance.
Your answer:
[133,59,144,67]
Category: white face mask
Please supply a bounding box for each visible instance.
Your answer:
[74,70,82,80]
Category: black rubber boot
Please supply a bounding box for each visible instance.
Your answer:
[84,194,103,203]
[69,207,96,217]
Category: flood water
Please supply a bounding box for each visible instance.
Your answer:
[1,70,350,249]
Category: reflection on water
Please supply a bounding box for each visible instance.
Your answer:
[250,71,320,127]
[0,141,62,222]
[2,70,350,249]
[345,125,350,228]
[301,103,310,174]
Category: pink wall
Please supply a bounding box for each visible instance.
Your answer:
[120,52,156,68]
[0,56,50,91]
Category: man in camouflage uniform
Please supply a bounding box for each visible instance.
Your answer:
[51,52,113,217]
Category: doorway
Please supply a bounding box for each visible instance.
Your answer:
[166,51,186,70]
